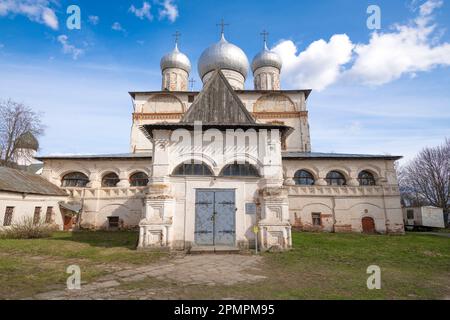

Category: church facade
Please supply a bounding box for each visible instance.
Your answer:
[37,31,405,251]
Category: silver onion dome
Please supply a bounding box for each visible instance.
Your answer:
[160,44,191,74]
[251,42,282,73]
[198,34,250,80]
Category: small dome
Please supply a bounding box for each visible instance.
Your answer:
[160,44,191,74]
[16,132,39,151]
[198,34,249,80]
[252,43,282,73]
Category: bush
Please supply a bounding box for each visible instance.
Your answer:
[0,217,58,239]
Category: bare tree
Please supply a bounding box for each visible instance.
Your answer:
[0,99,45,167]
[399,139,450,214]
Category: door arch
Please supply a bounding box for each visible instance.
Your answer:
[362,217,376,234]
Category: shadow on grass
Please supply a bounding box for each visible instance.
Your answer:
[50,230,140,250]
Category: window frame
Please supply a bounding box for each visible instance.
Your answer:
[294,170,315,186]
[172,161,214,177]
[61,172,90,188]
[33,207,42,225]
[102,172,120,188]
[312,212,322,226]
[3,207,14,227]
[358,170,376,186]
[129,172,149,187]
[325,171,347,186]
[220,162,260,178]
[45,207,54,224]
[406,209,414,220]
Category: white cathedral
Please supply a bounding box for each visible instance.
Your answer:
[36,30,405,251]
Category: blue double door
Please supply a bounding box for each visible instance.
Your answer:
[195,189,236,247]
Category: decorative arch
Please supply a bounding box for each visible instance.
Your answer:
[172,160,214,176]
[358,170,377,186]
[254,93,296,113]
[101,172,120,188]
[61,172,90,188]
[142,93,185,113]
[222,153,263,170]
[174,153,218,170]
[293,169,315,185]
[220,161,260,177]
[129,171,149,187]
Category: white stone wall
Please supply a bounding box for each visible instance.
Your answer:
[283,159,404,234]
[162,68,189,91]
[0,191,66,229]
[253,66,281,90]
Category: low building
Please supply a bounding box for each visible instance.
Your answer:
[0,167,67,229]
[403,206,446,230]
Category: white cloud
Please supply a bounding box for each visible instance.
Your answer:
[158,0,178,22]
[112,22,125,32]
[0,0,59,30]
[88,15,99,25]
[348,0,450,85]
[273,34,353,91]
[57,35,84,60]
[274,0,450,90]
[129,2,153,21]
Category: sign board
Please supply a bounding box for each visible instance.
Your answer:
[245,203,257,215]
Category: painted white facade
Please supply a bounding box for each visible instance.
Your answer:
[33,34,405,251]
[403,206,445,229]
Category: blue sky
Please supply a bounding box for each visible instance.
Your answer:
[0,0,449,163]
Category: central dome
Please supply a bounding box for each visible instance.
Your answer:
[198,34,249,80]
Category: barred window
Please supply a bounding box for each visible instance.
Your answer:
[312,213,322,226]
[326,171,346,186]
[62,172,89,188]
[294,170,315,185]
[358,171,376,186]
[102,173,120,187]
[173,161,213,176]
[220,162,259,177]
[3,207,14,227]
[130,172,149,187]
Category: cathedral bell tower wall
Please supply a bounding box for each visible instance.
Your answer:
[162,68,189,91]
[253,66,281,90]
[202,69,245,90]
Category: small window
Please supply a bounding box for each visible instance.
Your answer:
[358,171,376,186]
[312,213,322,226]
[130,172,149,187]
[33,207,42,225]
[294,170,315,185]
[3,207,14,227]
[102,173,120,187]
[62,172,89,188]
[188,95,195,103]
[220,162,259,177]
[173,161,213,176]
[326,171,346,186]
[407,210,414,220]
[45,207,54,224]
[107,216,120,229]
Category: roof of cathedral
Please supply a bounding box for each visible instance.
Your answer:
[180,70,256,125]
[282,152,402,160]
[128,89,312,99]
[35,153,152,161]
[0,167,67,196]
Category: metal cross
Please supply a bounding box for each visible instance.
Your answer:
[189,78,196,91]
[261,30,269,44]
[173,31,181,44]
[216,19,229,35]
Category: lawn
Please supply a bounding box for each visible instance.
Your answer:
[0,231,448,300]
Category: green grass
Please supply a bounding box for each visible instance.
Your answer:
[0,231,449,300]
[0,231,165,299]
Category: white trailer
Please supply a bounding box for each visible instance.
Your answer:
[403,206,445,230]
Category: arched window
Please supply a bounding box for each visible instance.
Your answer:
[294,170,315,185]
[172,161,213,176]
[358,171,376,186]
[129,172,149,187]
[326,171,346,186]
[102,173,120,187]
[61,172,89,188]
[220,162,259,177]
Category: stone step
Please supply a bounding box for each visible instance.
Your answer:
[189,246,241,254]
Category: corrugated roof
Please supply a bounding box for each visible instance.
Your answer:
[0,167,67,196]
[282,152,402,160]
[35,153,152,161]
